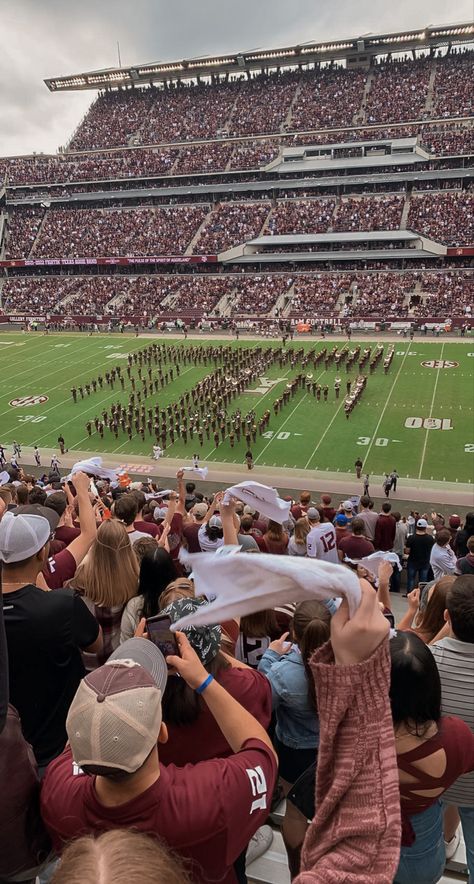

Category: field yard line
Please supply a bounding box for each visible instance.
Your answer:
[360,347,411,469]
[0,337,100,392]
[304,398,346,469]
[254,394,308,464]
[418,342,445,480]
[0,337,54,374]
[254,366,327,465]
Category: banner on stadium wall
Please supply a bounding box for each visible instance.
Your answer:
[446,247,474,257]
[0,255,218,268]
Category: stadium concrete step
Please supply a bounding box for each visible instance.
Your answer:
[246,828,468,884]
[247,829,291,884]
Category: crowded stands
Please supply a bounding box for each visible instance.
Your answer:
[49,53,474,152]
[193,201,271,254]
[407,191,474,247]
[333,195,405,232]
[0,460,473,884]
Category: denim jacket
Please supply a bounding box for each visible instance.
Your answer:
[258,646,319,749]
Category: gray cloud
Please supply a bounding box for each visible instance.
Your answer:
[0,0,472,156]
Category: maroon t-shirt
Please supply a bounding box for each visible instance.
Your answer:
[320,506,337,523]
[337,534,375,559]
[256,534,289,554]
[54,526,81,546]
[374,515,396,552]
[182,522,202,553]
[43,549,77,590]
[41,740,277,884]
[160,667,272,766]
[134,520,159,538]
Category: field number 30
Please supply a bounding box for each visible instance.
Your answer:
[357,437,389,446]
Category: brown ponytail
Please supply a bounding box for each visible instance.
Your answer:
[292,601,331,709]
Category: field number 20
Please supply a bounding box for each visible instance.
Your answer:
[357,437,389,447]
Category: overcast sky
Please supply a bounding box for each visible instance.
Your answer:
[0,0,472,157]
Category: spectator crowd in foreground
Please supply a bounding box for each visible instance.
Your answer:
[0,457,473,884]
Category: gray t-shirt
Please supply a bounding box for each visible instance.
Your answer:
[430,636,474,805]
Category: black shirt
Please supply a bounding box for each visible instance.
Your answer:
[406,533,435,568]
[2,585,99,766]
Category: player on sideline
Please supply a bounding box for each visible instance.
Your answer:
[152,444,162,461]
[51,455,61,471]
[34,446,41,466]
[363,474,370,496]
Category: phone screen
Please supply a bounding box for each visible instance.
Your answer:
[146,615,178,660]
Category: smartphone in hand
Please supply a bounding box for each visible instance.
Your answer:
[146,614,179,661]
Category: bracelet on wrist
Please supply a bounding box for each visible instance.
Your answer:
[195,674,214,694]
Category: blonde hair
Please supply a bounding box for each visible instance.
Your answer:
[293,517,310,546]
[51,830,190,884]
[73,520,139,607]
[158,577,194,610]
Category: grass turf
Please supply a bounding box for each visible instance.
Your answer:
[0,333,472,484]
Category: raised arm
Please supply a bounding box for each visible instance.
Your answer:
[62,471,97,567]
[175,469,186,517]
[220,497,240,546]
[295,582,401,884]
[168,632,277,760]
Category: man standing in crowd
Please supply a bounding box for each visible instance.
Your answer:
[431,576,474,878]
[0,499,102,770]
[430,528,457,579]
[374,502,396,552]
[306,508,338,563]
[41,636,277,883]
[405,517,435,593]
[337,517,375,562]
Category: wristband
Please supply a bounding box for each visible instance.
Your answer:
[195,674,214,694]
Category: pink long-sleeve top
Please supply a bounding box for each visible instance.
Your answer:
[295,637,401,884]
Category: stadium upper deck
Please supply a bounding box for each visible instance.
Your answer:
[0,25,472,327]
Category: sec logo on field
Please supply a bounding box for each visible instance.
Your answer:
[420,360,459,369]
[9,395,49,407]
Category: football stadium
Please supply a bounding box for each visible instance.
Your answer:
[0,13,474,884]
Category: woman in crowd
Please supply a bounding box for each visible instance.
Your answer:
[397,576,455,643]
[120,546,177,642]
[390,630,474,884]
[258,601,331,791]
[256,519,289,554]
[51,830,189,884]
[288,518,310,557]
[454,511,474,558]
[70,519,139,667]
[158,596,272,766]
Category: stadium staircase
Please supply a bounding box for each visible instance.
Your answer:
[424,59,438,117]
[28,209,48,258]
[399,193,412,230]
[283,79,303,132]
[210,290,234,318]
[271,284,294,317]
[280,287,294,317]
[353,69,374,126]
[222,93,242,138]
[185,208,215,255]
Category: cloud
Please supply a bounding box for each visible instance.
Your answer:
[0,0,472,156]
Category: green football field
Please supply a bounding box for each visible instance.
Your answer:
[0,333,473,484]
